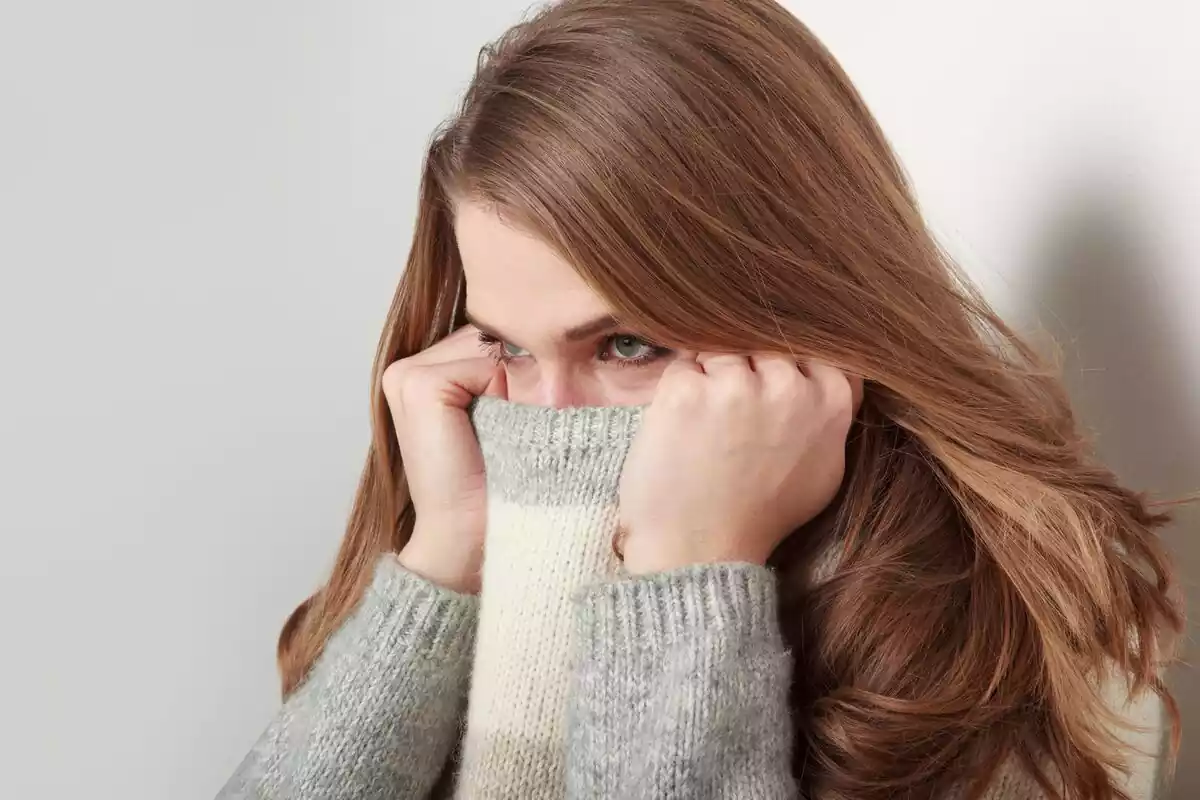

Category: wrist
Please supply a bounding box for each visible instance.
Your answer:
[621,534,770,576]
[397,534,481,595]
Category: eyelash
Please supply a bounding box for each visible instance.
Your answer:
[476,331,669,368]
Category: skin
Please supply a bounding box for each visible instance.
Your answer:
[454,201,679,408]
[388,201,859,592]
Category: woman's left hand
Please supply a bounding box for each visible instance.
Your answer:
[618,352,860,575]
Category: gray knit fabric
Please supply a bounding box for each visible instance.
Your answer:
[567,561,797,798]
[216,557,478,799]
[457,398,798,798]
[469,394,641,505]
[458,398,777,796]
[217,397,1162,799]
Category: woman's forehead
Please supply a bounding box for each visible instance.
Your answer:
[456,201,620,346]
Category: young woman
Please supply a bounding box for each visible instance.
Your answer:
[220,1,1184,798]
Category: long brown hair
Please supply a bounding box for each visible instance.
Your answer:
[277,1,1184,797]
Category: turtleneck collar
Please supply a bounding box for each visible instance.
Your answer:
[468,396,644,506]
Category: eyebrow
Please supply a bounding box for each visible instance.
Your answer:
[464,310,621,344]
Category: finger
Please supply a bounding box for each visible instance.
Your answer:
[654,354,704,404]
[696,353,753,375]
[806,360,853,407]
[421,356,506,408]
[850,375,864,414]
[661,350,703,376]
[750,353,803,399]
[409,324,488,366]
[749,352,802,377]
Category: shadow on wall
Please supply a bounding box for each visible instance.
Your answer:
[1026,176,1199,799]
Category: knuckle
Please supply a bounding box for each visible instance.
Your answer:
[383,357,436,405]
[381,359,411,397]
[766,369,804,402]
[821,378,854,424]
[713,372,751,403]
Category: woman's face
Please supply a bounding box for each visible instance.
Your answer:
[454,201,679,407]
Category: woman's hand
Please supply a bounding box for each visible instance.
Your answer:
[382,325,506,594]
[618,353,859,575]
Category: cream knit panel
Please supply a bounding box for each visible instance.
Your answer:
[455,397,639,799]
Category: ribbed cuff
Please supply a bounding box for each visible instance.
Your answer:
[573,562,783,661]
[325,554,480,669]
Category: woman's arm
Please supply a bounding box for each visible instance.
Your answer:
[565,560,1155,800]
[218,554,477,800]
[565,561,798,800]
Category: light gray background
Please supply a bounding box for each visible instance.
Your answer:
[0,2,1196,798]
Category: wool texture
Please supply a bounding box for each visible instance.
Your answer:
[218,395,1167,800]
[218,557,479,800]
[454,396,641,798]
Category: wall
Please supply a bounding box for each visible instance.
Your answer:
[0,1,1193,797]
[794,3,1198,794]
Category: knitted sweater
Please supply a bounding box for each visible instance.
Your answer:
[218,397,1165,799]
[453,396,643,796]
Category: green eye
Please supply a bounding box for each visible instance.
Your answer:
[502,341,529,357]
[608,335,653,360]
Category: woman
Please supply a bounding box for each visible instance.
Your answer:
[220,0,1184,798]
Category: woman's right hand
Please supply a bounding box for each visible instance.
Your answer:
[382,325,507,594]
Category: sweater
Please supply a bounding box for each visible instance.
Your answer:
[453,396,640,796]
[217,396,1166,799]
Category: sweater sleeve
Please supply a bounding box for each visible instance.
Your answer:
[565,561,798,800]
[217,554,478,800]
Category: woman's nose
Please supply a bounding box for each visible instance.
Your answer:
[537,364,589,408]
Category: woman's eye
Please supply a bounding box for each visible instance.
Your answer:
[605,335,654,360]
[476,330,529,363]
[502,341,529,358]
